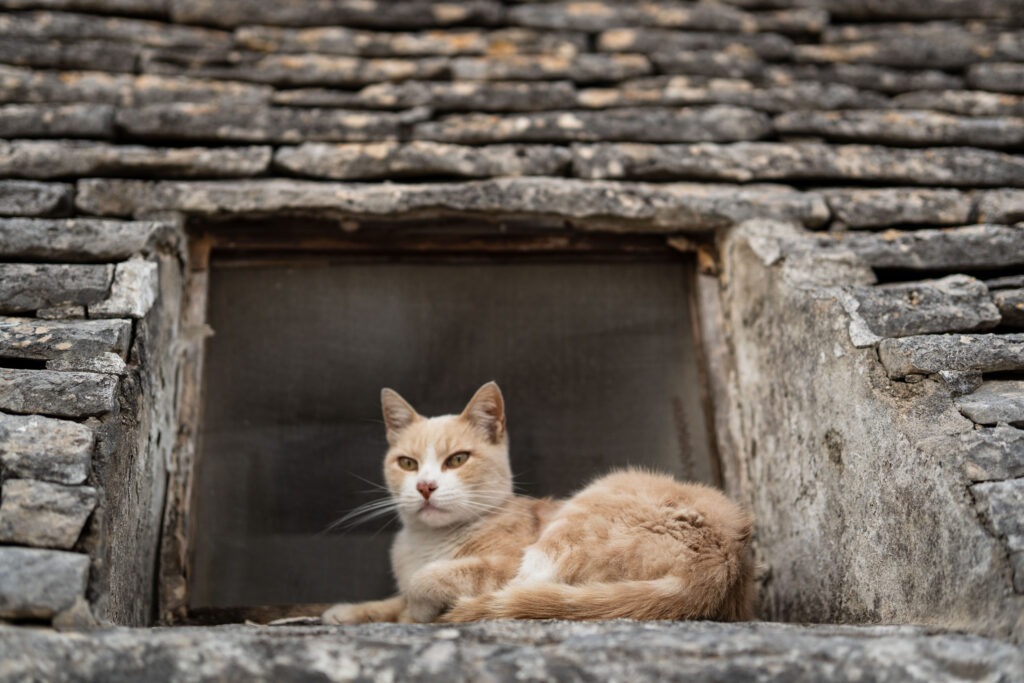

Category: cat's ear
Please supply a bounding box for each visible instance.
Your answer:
[381,388,421,444]
[461,381,506,443]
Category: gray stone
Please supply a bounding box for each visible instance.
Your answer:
[74,177,829,231]
[0,317,130,361]
[957,381,1024,426]
[0,9,230,49]
[116,103,429,143]
[235,26,587,58]
[142,50,450,88]
[414,107,771,143]
[0,412,93,485]
[968,63,1024,94]
[571,142,1024,187]
[0,479,97,549]
[839,225,1024,271]
[1013,552,1024,593]
[768,63,965,94]
[509,1,759,32]
[170,0,504,28]
[995,289,1024,327]
[0,547,89,619]
[450,54,651,82]
[577,77,887,112]
[0,103,114,138]
[976,189,1024,224]
[961,425,1024,481]
[90,257,159,319]
[775,109,1024,147]
[823,188,971,228]
[810,0,1024,21]
[0,180,73,217]
[937,370,984,396]
[0,0,167,16]
[47,351,128,376]
[987,275,1024,289]
[0,217,174,261]
[894,90,1024,117]
[878,334,1024,379]
[274,142,572,180]
[1,620,1023,681]
[0,368,118,418]
[0,264,112,314]
[753,7,828,34]
[652,49,768,79]
[851,275,1001,339]
[274,80,578,112]
[0,140,271,180]
[972,477,1024,539]
[597,28,794,60]
[36,305,86,320]
[0,36,140,73]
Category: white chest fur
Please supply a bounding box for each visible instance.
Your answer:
[390,524,467,593]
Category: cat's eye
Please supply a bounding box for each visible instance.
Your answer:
[445,452,470,469]
[396,456,418,471]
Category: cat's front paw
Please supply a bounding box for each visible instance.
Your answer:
[322,603,365,625]
[405,595,446,623]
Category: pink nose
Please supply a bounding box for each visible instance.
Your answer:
[417,481,438,500]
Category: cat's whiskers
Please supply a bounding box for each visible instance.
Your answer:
[325,496,401,532]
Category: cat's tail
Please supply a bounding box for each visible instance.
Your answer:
[441,573,743,622]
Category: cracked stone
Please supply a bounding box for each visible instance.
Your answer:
[961,424,1024,481]
[0,317,130,361]
[0,217,175,261]
[0,103,114,138]
[838,225,1024,271]
[90,257,159,319]
[0,180,74,217]
[0,264,113,314]
[956,381,1024,426]
[0,412,93,485]
[0,368,118,418]
[822,188,971,228]
[0,547,89,619]
[0,479,98,549]
[774,109,1024,147]
[878,333,1024,379]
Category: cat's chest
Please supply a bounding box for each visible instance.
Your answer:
[391,526,465,592]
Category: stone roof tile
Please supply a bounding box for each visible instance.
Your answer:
[838,224,1024,271]
[821,188,972,228]
[450,53,652,82]
[0,10,231,48]
[597,28,794,60]
[0,367,118,418]
[967,63,1024,94]
[508,1,758,32]
[774,109,1024,147]
[893,90,1024,118]
[851,275,1001,339]
[879,333,1024,378]
[0,266,113,314]
[0,217,175,261]
[0,104,114,139]
[0,180,74,217]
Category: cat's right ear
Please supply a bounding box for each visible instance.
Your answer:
[381,388,421,444]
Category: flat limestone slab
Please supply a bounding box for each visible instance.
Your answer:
[0,621,1021,682]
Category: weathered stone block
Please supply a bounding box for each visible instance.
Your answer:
[976,189,1024,224]
[414,107,771,143]
[851,275,1001,339]
[811,0,1024,21]
[0,37,139,73]
[653,49,766,79]
[961,425,1024,481]
[47,351,128,376]
[0,264,112,314]
[0,317,130,361]
[957,381,1024,426]
[0,0,167,17]
[90,257,159,319]
[0,412,93,485]
[822,188,971,228]
[0,9,230,49]
[968,63,1024,94]
[0,103,114,138]
[994,289,1024,327]
[0,547,89,619]
[170,0,504,28]
[36,305,86,320]
[0,217,174,261]
[775,109,1024,147]
[893,90,1024,117]
[274,142,572,180]
[116,103,428,143]
[0,479,97,549]
[766,63,965,94]
[0,180,73,217]
[509,1,758,32]
[972,478,1024,538]
[754,7,828,34]
[878,334,1024,379]
[450,54,651,82]
[597,28,793,60]
[840,225,1024,271]
[0,368,118,418]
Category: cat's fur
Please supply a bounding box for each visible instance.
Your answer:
[322,381,755,624]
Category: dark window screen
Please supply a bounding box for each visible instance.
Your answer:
[189,256,714,609]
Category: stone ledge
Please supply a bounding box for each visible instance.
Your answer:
[0,621,1021,682]
[0,317,131,360]
[878,334,1024,379]
[0,368,118,418]
[0,217,175,261]
[822,188,971,228]
[0,264,112,314]
[836,225,1024,271]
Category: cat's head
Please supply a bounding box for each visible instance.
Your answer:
[381,381,513,528]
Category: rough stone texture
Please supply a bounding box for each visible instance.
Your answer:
[793,0,1024,22]
[275,142,572,180]
[0,9,231,49]
[961,425,1024,481]
[893,89,1024,117]
[0,316,130,360]
[116,103,428,143]
[414,106,772,143]
[0,368,118,418]
[1,620,1021,682]
[775,109,1024,147]
[36,305,86,319]
[597,28,794,60]
[651,49,769,79]
[878,334,1024,378]
[850,275,1001,339]
[47,351,127,375]
[0,140,272,179]
[74,177,829,231]
[571,142,1024,187]
[967,63,1024,94]
[0,36,140,73]
[0,547,89,619]
[0,217,173,261]
[956,381,1024,426]
[770,63,967,95]
[0,412,93,485]
[0,180,73,217]
[822,188,972,228]
[0,479,98,549]
[838,225,1024,270]
[0,103,114,138]
[0,0,167,15]
[275,80,578,111]
[90,257,159,319]
[976,189,1024,224]
[972,478,1024,540]
[994,289,1024,327]
[0,263,112,314]
[509,1,759,32]
[450,54,652,82]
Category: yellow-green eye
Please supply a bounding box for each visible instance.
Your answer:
[397,456,418,471]
[445,452,470,469]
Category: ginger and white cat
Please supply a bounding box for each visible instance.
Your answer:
[322,381,755,624]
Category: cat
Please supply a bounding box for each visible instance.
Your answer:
[322,381,755,624]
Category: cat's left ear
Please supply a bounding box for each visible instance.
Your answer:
[461,381,506,443]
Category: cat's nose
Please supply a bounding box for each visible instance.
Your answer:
[416,481,438,500]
